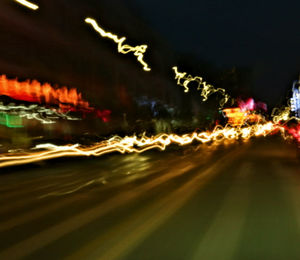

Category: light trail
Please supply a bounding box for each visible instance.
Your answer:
[13,0,39,10]
[272,79,300,124]
[272,106,291,124]
[0,75,92,111]
[85,18,151,72]
[0,103,80,124]
[172,66,230,107]
[271,106,300,125]
[0,123,282,168]
[0,75,112,123]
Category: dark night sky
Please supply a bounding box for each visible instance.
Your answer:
[133,0,300,105]
[1,0,300,109]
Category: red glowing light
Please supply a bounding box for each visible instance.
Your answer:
[285,124,300,143]
[238,98,267,112]
[0,75,92,111]
[95,109,111,122]
[238,98,255,111]
[0,75,112,122]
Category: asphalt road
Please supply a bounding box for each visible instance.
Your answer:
[0,138,299,260]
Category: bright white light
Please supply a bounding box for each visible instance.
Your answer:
[291,81,300,118]
[14,0,39,10]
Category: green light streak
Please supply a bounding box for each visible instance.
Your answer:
[0,113,23,128]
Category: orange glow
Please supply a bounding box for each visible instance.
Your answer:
[247,113,262,124]
[223,108,264,126]
[0,75,92,111]
[223,108,246,126]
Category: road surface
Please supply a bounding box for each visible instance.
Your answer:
[0,137,299,259]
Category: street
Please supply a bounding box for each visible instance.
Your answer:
[0,138,300,259]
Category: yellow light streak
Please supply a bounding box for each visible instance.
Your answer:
[0,123,282,168]
[14,0,39,10]
[271,105,300,125]
[272,106,291,124]
[85,17,151,72]
[172,66,230,107]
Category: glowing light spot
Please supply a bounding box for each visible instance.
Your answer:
[14,0,39,10]
[223,108,246,126]
[172,66,230,107]
[85,17,151,72]
[223,107,264,126]
[238,98,255,112]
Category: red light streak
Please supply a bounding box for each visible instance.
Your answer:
[0,75,92,111]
